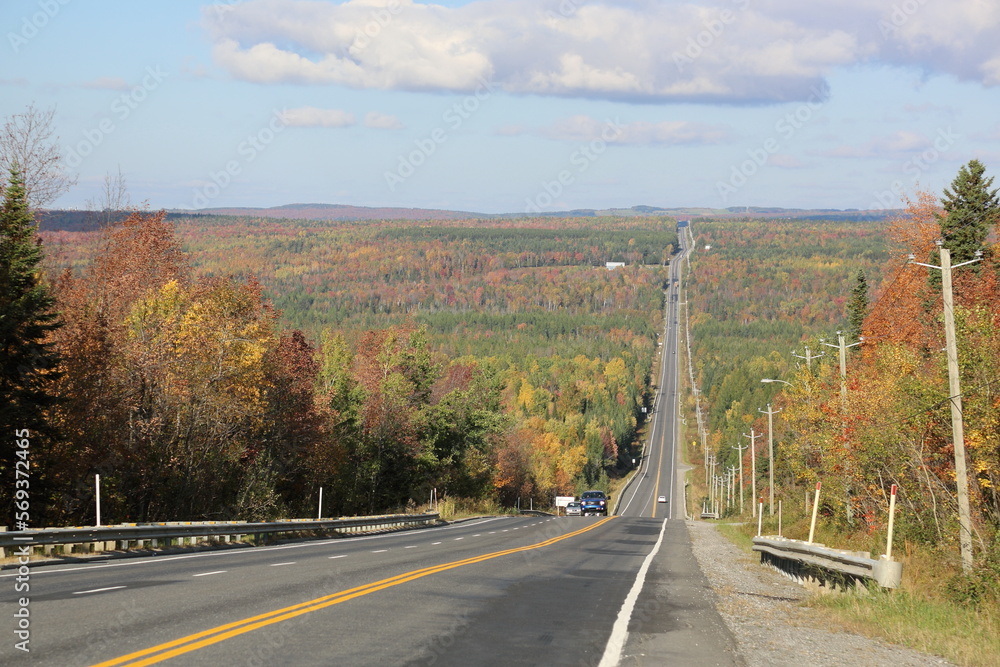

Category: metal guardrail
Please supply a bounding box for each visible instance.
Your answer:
[752,535,902,589]
[0,513,440,554]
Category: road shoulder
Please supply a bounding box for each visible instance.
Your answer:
[687,520,956,667]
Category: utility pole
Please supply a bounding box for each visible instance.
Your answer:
[707,454,717,509]
[743,429,762,518]
[732,441,748,514]
[821,331,862,412]
[728,466,737,511]
[759,404,782,516]
[911,243,980,573]
[792,345,824,370]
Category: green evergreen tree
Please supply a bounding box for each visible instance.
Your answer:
[938,159,999,264]
[846,269,868,342]
[0,168,61,490]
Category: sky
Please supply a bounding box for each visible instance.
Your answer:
[3,0,1000,214]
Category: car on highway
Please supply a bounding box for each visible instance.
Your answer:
[657,495,667,503]
[565,501,581,516]
[579,490,609,516]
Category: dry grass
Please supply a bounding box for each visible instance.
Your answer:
[812,588,1000,667]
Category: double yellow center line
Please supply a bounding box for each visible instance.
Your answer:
[92,516,616,666]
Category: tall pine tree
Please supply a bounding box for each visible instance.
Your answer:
[939,159,999,263]
[0,168,61,514]
[846,269,868,343]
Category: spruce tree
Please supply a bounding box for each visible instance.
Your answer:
[0,168,61,465]
[846,269,868,342]
[939,159,999,263]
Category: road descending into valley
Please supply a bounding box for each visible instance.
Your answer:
[0,222,741,666]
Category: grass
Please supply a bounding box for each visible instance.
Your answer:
[811,588,1000,667]
[715,522,754,553]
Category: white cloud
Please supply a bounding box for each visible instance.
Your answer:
[81,77,129,91]
[538,115,731,145]
[364,111,403,129]
[279,106,356,127]
[202,0,1000,104]
[820,130,933,159]
[768,153,806,169]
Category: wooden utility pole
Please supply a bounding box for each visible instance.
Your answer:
[759,404,782,516]
[939,247,975,573]
[910,244,979,573]
[792,345,823,370]
[742,429,762,518]
[732,441,748,515]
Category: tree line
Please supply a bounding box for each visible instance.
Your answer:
[3,166,673,524]
[691,160,1000,593]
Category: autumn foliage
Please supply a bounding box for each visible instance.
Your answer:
[26,211,674,523]
[690,181,1000,580]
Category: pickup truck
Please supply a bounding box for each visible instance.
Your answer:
[579,490,609,516]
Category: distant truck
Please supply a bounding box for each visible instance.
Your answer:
[579,490,609,516]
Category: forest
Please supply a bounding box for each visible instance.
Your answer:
[3,184,678,525]
[686,160,1000,597]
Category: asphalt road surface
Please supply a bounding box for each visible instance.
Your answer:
[0,223,741,666]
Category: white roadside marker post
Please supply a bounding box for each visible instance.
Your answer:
[886,484,898,560]
[808,482,821,544]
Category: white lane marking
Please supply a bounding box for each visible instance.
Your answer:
[0,517,511,579]
[328,555,347,559]
[432,542,442,545]
[270,562,296,567]
[404,546,417,549]
[73,586,126,595]
[489,531,496,534]
[193,571,226,577]
[598,518,669,667]
[371,550,388,553]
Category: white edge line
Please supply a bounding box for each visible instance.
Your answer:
[73,585,126,595]
[597,518,669,667]
[269,562,296,566]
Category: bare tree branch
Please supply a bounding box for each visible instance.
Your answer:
[0,103,76,209]
[85,166,131,227]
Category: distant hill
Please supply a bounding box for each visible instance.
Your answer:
[36,203,899,231]
[182,203,490,221]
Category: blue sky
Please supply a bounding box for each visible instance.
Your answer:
[3,0,1000,214]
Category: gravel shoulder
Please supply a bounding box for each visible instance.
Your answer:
[686,520,956,667]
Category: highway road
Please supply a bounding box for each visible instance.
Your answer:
[0,221,740,666]
[615,220,688,522]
